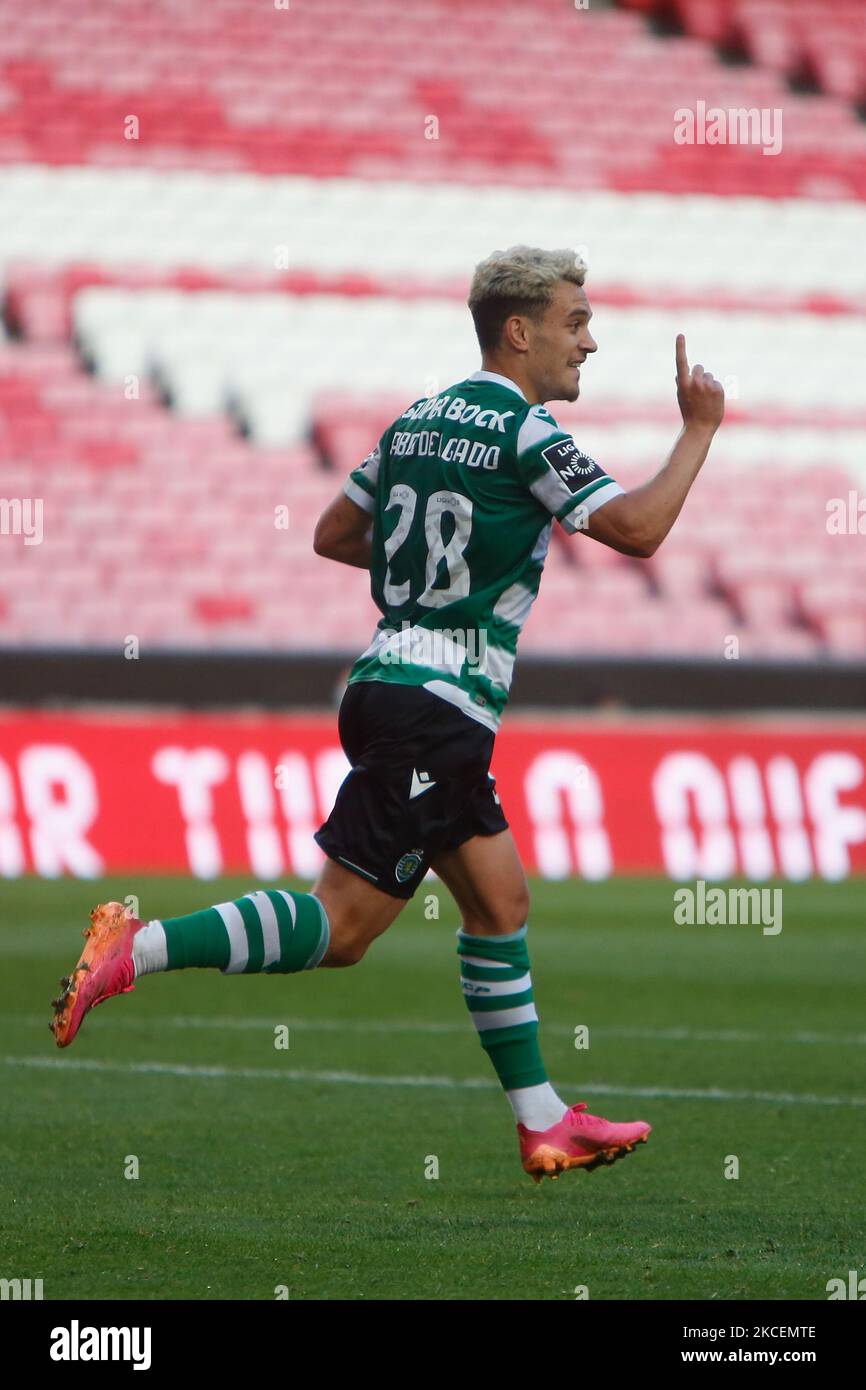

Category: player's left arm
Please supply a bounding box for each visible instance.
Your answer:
[312,439,381,569]
[584,335,724,557]
[516,336,723,560]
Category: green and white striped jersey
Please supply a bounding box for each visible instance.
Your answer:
[342,369,623,731]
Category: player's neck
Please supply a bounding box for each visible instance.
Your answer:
[478,358,541,405]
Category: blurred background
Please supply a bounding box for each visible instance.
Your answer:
[1,0,865,879]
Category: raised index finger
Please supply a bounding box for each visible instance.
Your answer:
[676,333,689,383]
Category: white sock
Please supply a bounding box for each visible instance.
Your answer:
[131,920,168,978]
[507,1082,569,1130]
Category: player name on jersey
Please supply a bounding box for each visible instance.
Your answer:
[390,429,501,469]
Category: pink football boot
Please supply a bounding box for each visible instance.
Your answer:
[50,901,143,1048]
[519,1102,651,1182]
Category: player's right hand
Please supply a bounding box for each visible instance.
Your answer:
[675,334,725,431]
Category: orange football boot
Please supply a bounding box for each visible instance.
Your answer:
[50,901,143,1048]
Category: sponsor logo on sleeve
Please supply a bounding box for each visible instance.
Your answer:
[541,437,604,492]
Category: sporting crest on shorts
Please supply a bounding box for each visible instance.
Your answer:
[395,849,424,883]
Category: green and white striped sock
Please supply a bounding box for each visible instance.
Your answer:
[457,925,567,1131]
[132,889,330,977]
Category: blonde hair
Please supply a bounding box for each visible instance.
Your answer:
[468,245,588,350]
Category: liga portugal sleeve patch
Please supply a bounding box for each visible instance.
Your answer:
[541,437,605,493]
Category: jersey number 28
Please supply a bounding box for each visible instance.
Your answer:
[383,483,473,609]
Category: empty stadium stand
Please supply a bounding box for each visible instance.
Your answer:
[0,0,864,663]
[624,1,866,108]
[0,0,865,193]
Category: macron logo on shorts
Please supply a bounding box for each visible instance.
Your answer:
[409,768,437,799]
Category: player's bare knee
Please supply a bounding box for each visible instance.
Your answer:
[322,934,368,967]
[463,888,530,937]
[497,882,531,934]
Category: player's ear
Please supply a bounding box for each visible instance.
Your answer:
[503,313,529,353]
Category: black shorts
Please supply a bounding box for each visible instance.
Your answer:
[314,680,509,900]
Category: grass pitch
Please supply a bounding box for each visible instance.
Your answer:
[2,875,864,1301]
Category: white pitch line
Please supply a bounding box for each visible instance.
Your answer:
[17,1013,866,1047]
[5,1055,865,1107]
